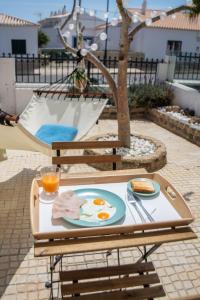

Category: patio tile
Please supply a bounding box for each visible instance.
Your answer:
[0,119,200,299]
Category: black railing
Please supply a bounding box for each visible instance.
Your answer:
[0,53,161,85]
[174,52,200,80]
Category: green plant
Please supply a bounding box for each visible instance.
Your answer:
[41,49,72,59]
[68,69,89,91]
[38,30,50,48]
[128,83,173,108]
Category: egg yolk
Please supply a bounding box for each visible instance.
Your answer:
[93,198,105,206]
[97,212,110,220]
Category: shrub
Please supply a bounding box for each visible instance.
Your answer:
[40,49,73,59]
[38,30,50,48]
[128,82,173,108]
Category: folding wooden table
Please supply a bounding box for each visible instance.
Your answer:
[31,169,196,300]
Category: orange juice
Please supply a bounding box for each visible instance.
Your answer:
[41,173,59,193]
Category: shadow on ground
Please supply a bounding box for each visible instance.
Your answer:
[0,168,38,297]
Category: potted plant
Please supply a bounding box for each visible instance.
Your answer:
[72,68,88,92]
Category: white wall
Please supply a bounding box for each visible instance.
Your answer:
[0,57,40,114]
[41,27,64,49]
[0,58,16,113]
[40,12,104,49]
[98,25,200,59]
[0,26,38,55]
[97,25,120,51]
[170,82,200,116]
[15,87,34,114]
[131,28,200,59]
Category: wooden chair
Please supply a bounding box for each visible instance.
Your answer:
[60,262,165,299]
[52,140,122,170]
[34,225,196,299]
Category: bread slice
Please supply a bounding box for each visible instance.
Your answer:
[131,180,155,193]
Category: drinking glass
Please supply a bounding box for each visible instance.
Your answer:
[40,166,60,195]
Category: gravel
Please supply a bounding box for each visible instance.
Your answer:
[159,107,200,130]
[98,135,156,157]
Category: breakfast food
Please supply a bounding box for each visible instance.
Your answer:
[80,198,116,222]
[93,198,105,206]
[97,212,110,220]
[131,180,155,193]
[52,190,84,219]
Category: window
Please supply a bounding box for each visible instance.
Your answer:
[84,37,93,48]
[11,39,26,55]
[166,40,182,55]
[73,36,94,48]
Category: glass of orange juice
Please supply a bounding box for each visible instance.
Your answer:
[40,166,60,195]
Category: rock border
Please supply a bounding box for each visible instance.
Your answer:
[84,133,167,172]
[148,108,200,147]
[101,106,146,119]
[100,105,200,148]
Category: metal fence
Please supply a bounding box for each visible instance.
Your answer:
[174,52,200,80]
[0,53,162,86]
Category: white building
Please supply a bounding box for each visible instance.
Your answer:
[39,8,104,50]
[37,2,200,60]
[96,7,200,59]
[0,13,39,56]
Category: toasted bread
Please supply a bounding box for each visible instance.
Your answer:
[131,180,155,193]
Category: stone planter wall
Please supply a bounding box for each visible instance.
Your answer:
[148,109,200,147]
[100,106,147,120]
[101,106,200,148]
[84,134,167,172]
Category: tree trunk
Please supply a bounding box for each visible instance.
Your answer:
[117,17,131,147]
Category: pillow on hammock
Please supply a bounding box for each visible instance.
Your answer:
[35,124,78,145]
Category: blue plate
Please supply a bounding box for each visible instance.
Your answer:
[127,178,160,198]
[63,188,126,227]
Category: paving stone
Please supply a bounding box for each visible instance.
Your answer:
[1,119,200,299]
[17,293,28,300]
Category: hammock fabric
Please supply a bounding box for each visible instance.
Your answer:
[0,53,111,155]
[0,95,108,156]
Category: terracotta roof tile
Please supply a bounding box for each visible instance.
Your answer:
[96,9,200,32]
[128,8,200,31]
[96,21,121,30]
[0,13,39,27]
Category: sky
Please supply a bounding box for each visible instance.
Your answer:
[0,0,188,23]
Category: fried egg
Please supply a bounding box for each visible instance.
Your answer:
[93,198,105,206]
[80,198,116,222]
[97,212,110,220]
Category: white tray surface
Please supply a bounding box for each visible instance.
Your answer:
[38,181,181,233]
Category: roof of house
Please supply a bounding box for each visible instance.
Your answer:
[96,21,121,30]
[40,11,104,25]
[96,8,200,32]
[0,13,39,27]
[39,13,69,23]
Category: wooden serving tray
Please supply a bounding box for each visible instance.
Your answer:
[30,170,193,240]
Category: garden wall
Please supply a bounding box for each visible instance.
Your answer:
[101,106,200,147]
[170,82,200,117]
[101,106,146,120]
[148,108,200,147]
